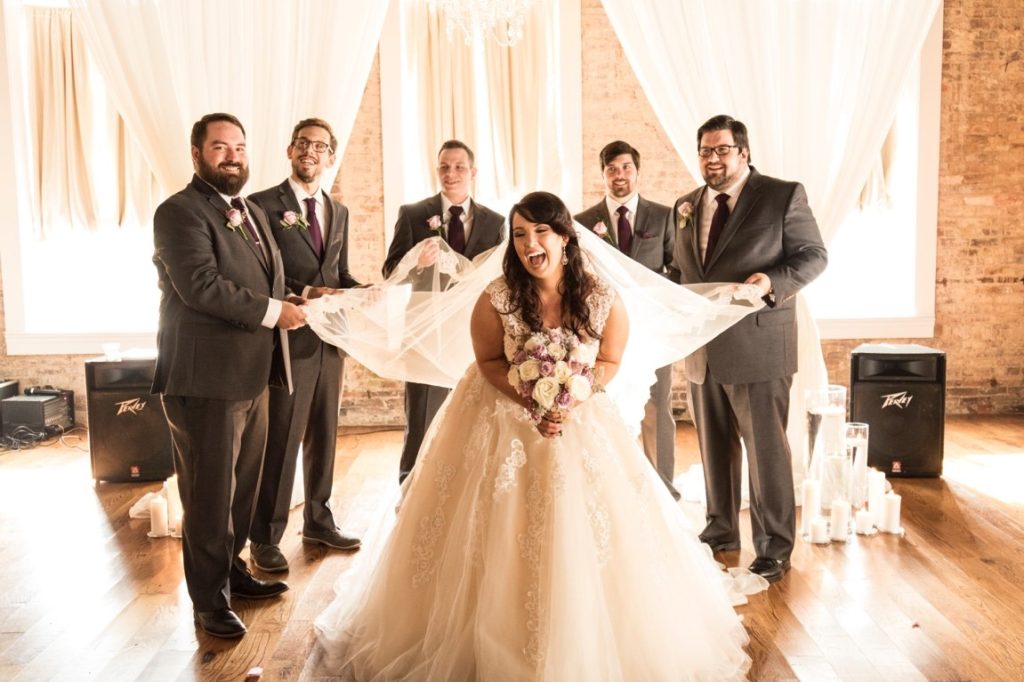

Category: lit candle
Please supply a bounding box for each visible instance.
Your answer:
[855,509,874,535]
[882,492,902,533]
[801,479,822,535]
[830,499,851,541]
[150,494,168,537]
[867,469,887,527]
[810,517,830,544]
[164,475,182,533]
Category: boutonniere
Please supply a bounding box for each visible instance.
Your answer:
[280,210,310,231]
[677,201,695,230]
[427,214,445,236]
[592,221,615,246]
[225,208,249,240]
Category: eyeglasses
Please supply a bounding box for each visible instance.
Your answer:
[293,137,333,154]
[698,145,740,159]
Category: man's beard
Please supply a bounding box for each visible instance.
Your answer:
[291,159,317,184]
[198,157,249,196]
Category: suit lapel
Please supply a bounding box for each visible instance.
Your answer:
[325,196,343,262]
[464,200,487,255]
[705,171,762,272]
[630,198,650,258]
[242,197,273,276]
[279,182,320,260]
[690,187,708,274]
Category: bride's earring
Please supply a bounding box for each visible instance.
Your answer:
[561,246,569,266]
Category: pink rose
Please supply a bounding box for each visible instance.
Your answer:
[282,211,299,226]
[225,208,243,228]
[427,215,442,230]
[677,202,694,219]
[593,221,608,237]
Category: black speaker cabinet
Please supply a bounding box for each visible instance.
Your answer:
[85,356,173,482]
[850,343,946,477]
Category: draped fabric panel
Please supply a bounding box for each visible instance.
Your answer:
[69,0,389,198]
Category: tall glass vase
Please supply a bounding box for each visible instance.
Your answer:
[805,385,847,513]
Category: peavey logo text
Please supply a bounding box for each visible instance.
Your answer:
[880,391,913,409]
[115,398,147,416]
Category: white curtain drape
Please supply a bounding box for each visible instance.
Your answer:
[599,0,940,244]
[69,0,389,198]
[24,7,157,235]
[395,0,579,210]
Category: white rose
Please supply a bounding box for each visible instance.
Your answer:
[570,343,597,365]
[552,361,572,383]
[507,365,521,387]
[524,336,541,352]
[532,377,560,410]
[567,374,593,401]
[547,343,567,361]
[519,359,541,381]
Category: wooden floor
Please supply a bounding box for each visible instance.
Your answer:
[1,416,1023,681]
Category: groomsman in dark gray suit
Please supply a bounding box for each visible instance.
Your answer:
[671,115,827,583]
[575,141,679,500]
[382,140,505,482]
[152,113,307,638]
[246,118,362,574]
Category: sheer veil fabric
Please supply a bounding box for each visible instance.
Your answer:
[302,222,764,431]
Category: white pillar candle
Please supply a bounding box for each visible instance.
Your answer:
[830,499,851,541]
[164,475,182,533]
[149,494,168,537]
[171,510,184,538]
[855,509,874,534]
[810,517,830,544]
[881,492,902,533]
[867,469,887,526]
[801,479,822,535]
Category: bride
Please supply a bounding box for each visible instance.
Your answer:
[312,192,762,680]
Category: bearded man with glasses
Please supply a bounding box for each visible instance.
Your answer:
[246,118,364,574]
[670,114,828,585]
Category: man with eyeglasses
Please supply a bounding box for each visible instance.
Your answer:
[575,140,680,500]
[246,118,363,574]
[671,114,827,585]
[382,139,506,483]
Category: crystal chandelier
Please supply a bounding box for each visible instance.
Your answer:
[431,0,538,47]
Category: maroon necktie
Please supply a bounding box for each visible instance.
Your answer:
[704,193,730,268]
[448,205,466,254]
[230,197,265,262]
[304,196,324,256]
[616,205,632,254]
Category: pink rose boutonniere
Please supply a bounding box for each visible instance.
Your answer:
[225,208,248,240]
[427,214,444,236]
[280,210,310,231]
[677,201,695,231]
[592,221,615,246]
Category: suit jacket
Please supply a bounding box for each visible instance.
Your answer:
[575,196,674,275]
[382,193,506,278]
[152,175,290,400]
[249,180,361,360]
[671,167,827,385]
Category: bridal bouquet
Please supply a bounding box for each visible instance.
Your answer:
[507,329,598,424]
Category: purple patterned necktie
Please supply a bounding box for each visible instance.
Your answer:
[704,193,730,268]
[304,196,324,256]
[448,205,466,254]
[616,205,632,255]
[230,197,265,259]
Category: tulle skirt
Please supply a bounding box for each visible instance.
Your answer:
[313,367,759,681]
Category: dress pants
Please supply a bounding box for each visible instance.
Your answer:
[252,345,342,545]
[161,391,268,611]
[640,364,679,498]
[688,372,795,561]
[399,382,450,482]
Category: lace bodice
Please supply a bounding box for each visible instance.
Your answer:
[485,277,613,361]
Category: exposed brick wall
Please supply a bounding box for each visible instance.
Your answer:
[1,0,1021,430]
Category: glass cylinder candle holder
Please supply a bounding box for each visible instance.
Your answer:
[845,422,870,509]
[805,385,847,513]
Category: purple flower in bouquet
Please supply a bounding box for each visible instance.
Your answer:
[507,328,596,424]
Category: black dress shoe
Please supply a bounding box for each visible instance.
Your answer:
[748,557,791,583]
[250,542,289,573]
[302,527,362,551]
[230,568,289,600]
[699,535,741,553]
[194,608,247,638]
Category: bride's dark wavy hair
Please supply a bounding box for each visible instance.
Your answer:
[502,192,601,340]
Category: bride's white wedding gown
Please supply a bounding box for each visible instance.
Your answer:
[313,278,759,681]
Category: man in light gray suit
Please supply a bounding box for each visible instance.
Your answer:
[671,115,827,583]
[382,140,506,483]
[575,140,679,500]
[247,118,362,574]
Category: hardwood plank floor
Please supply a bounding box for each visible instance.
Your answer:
[0,416,1022,681]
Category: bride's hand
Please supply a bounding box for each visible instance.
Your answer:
[537,408,567,438]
